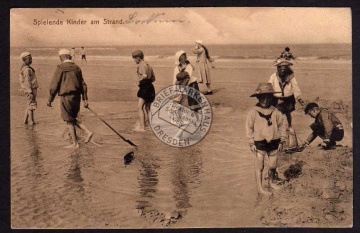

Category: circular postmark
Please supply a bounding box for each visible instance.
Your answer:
[149,85,212,147]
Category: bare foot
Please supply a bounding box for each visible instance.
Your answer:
[63,133,72,140]
[28,121,37,125]
[270,182,282,190]
[85,132,94,143]
[24,114,29,124]
[134,126,145,132]
[145,120,150,127]
[259,189,272,195]
[90,141,103,147]
[65,143,79,149]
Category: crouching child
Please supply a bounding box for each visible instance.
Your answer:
[246,83,287,195]
[302,102,344,150]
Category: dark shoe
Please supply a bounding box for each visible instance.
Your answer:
[323,145,336,150]
[273,171,284,184]
[269,169,284,185]
[204,91,213,95]
[323,141,336,150]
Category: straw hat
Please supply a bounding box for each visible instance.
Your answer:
[250,83,281,97]
[58,48,70,56]
[175,50,186,64]
[195,40,203,45]
[274,59,293,67]
[20,52,31,59]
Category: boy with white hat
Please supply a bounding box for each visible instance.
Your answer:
[47,48,93,148]
[20,52,39,125]
[246,83,287,195]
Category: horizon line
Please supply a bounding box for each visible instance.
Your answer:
[10,42,352,48]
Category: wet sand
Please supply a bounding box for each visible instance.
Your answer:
[10,57,352,228]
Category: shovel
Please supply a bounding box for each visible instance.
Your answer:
[87,107,137,148]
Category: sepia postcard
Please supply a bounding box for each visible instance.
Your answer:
[10,8,352,228]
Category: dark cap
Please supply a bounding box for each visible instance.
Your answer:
[176,71,189,81]
[132,50,144,59]
[304,102,319,115]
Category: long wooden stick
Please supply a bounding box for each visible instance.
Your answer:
[87,107,137,148]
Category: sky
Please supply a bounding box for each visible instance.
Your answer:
[10,8,351,47]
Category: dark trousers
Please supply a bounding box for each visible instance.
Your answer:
[311,123,344,144]
[272,95,296,126]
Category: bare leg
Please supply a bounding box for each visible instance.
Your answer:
[62,127,72,140]
[268,151,281,190]
[28,109,36,125]
[206,83,212,92]
[24,108,29,124]
[135,98,146,132]
[75,119,93,143]
[65,122,79,148]
[143,102,151,126]
[255,152,272,195]
[174,123,190,139]
[285,112,292,128]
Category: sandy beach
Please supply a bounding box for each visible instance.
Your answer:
[10,55,352,228]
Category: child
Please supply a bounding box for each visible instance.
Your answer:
[278,47,295,61]
[302,102,344,150]
[132,50,156,132]
[47,48,93,148]
[80,46,87,62]
[192,40,214,95]
[246,83,287,195]
[172,50,201,139]
[70,47,76,62]
[20,52,39,125]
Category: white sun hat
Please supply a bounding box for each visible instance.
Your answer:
[58,48,71,56]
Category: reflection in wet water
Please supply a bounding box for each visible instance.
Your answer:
[65,147,95,199]
[26,125,44,179]
[134,144,203,226]
[171,148,203,209]
[67,151,84,185]
[136,153,159,210]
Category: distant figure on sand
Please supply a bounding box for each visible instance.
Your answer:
[268,59,304,128]
[80,47,87,62]
[278,47,295,61]
[246,83,287,195]
[302,102,344,150]
[192,40,214,95]
[172,50,202,139]
[70,47,76,62]
[47,48,93,148]
[19,52,39,125]
[132,50,156,132]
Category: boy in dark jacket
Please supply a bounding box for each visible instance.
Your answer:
[47,48,93,148]
[302,102,344,150]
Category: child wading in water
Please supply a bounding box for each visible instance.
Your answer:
[132,50,156,132]
[246,83,287,195]
[20,52,39,125]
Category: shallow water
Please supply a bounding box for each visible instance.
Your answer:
[11,97,264,228]
[10,56,352,228]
